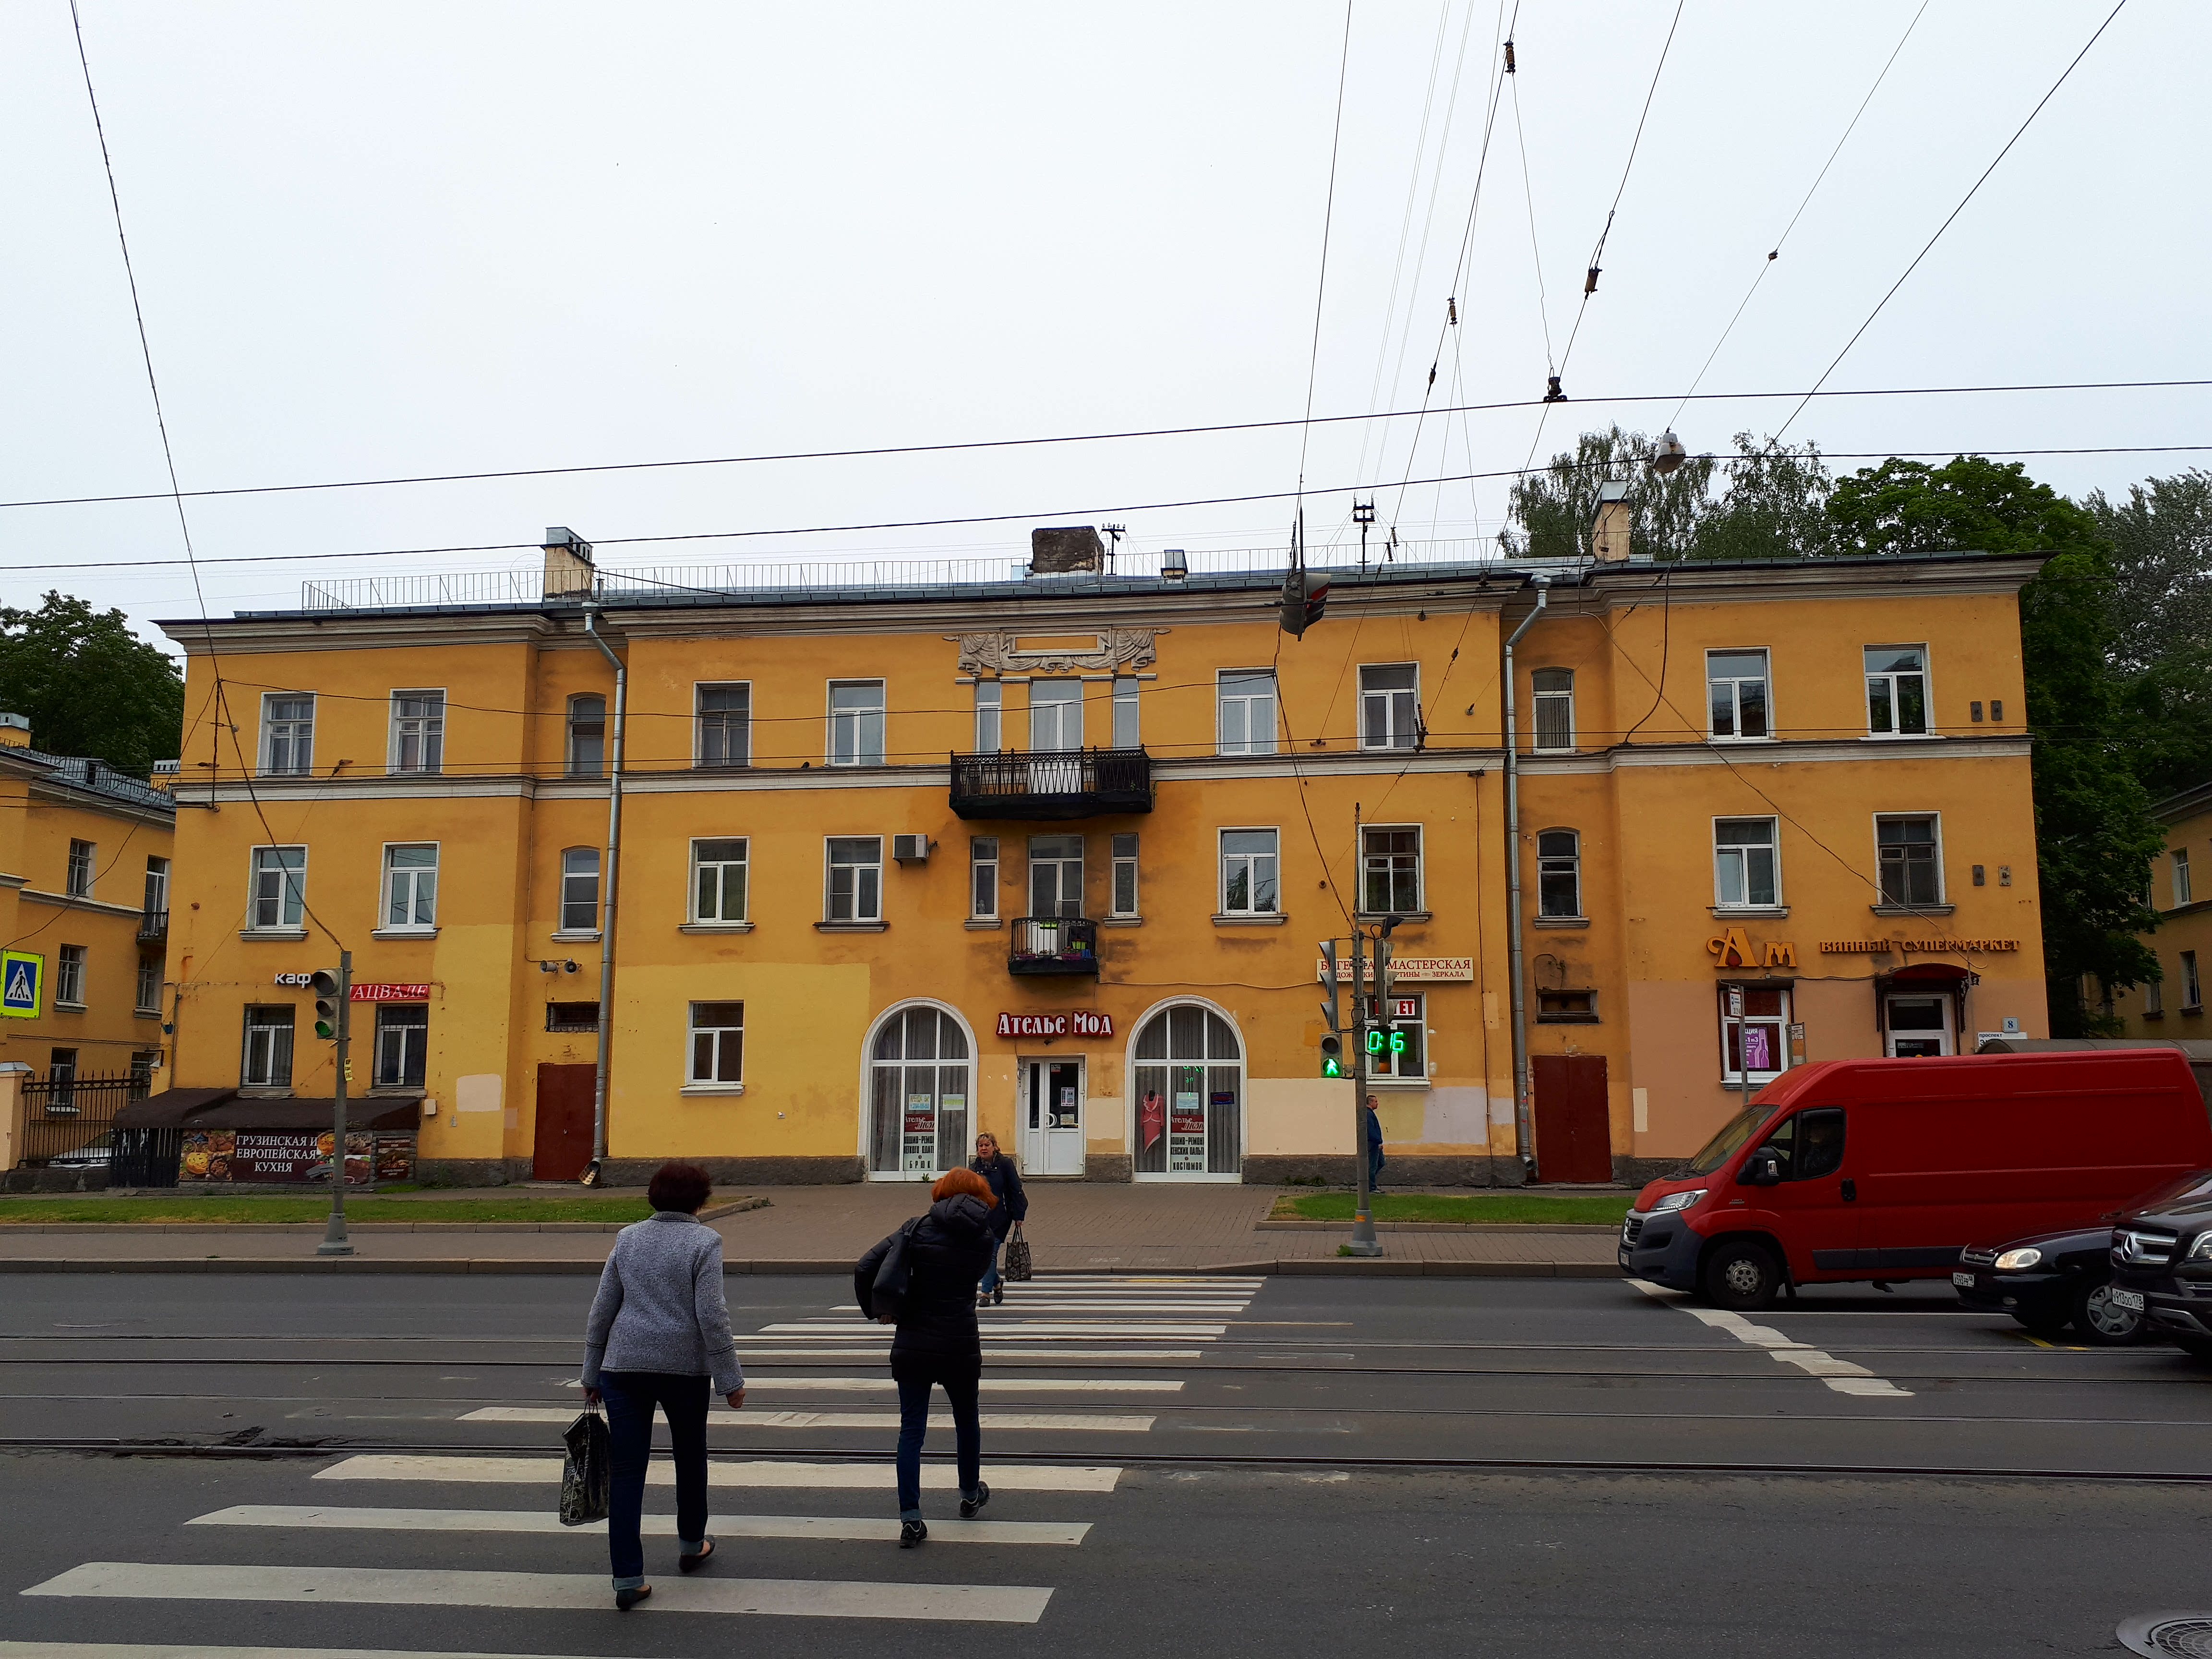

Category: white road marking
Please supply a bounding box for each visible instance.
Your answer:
[739,1348,1207,1360]
[757,1322,1227,1335]
[22,1563,1052,1625]
[188,1505,1089,1546]
[314,1454,1122,1491]
[459,1407,1154,1432]
[834,1303,1251,1313]
[559,1376,1181,1393]
[1636,1292,1915,1397]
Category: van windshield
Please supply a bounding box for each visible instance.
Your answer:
[1686,1104,1782,1176]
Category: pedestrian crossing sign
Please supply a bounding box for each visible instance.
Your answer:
[1,950,42,1018]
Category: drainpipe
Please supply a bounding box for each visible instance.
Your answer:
[1503,575,1551,1183]
[581,601,627,1181]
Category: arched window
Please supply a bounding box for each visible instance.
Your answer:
[560,847,600,932]
[1537,830,1581,919]
[868,1004,973,1178]
[567,695,606,777]
[1131,1003,1243,1177]
[1531,669,1575,752]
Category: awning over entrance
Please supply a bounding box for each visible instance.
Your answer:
[116,1090,423,1132]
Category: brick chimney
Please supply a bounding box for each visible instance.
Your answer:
[542,527,595,598]
[0,713,29,750]
[1030,526,1105,575]
[1590,481,1632,563]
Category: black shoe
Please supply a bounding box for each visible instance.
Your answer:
[960,1481,991,1519]
[615,1584,652,1611]
[899,1519,927,1548]
[993,1285,1004,1305]
[678,1539,714,1574]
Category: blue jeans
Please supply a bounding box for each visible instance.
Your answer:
[600,1370,709,1589]
[979,1237,1003,1295]
[892,1354,981,1520]
[1369,1144,1385,1190]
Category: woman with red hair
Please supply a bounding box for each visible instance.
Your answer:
[855,1165,997,1547]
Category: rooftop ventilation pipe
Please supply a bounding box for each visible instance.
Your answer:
[1503,574,1551,1181]
[1591,481,1633,563]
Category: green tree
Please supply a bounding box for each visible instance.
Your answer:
[1689,436,1836,562]
[1502,425,1717,561]
[2084,470,2212,799]
[0,592,184,774]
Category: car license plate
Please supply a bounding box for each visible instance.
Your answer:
[1951,1271,1975,1289]
[2108,1287,2146,1312]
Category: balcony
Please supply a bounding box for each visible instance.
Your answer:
[950,748,1154,820]
[1009,916,1100,977]
[136,908,168,944]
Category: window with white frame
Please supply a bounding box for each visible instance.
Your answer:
[1721,985,1791,1084]
[2145,971,2165,1017]
[135,953,161,1014]
[1707,650,1771,740]
[382,843,438,930]
[1113,677,1141,749]
[1220,829,1279,915]
[693,838,748,923]
[373,1004,428,1088]
[55,944,86,1006]
[1865,645,1929,737]
[2176,848,2194,909]
[688,1001,745,1085]
[696,684,750,768]
[1876,815,1942,907]
[559,847,600,932]
[249,846,306,931]
[567,695,606,777]
[1367,993,1426,1080]
[1537,830,1582,918]
[970,836,999,919]
[1532,668,1575,752]
[143,855,169,917]
[1028,834,1084,918]
[1217,671,1278,756]
[2184,950,2203,1012]
[1361,826,1421,914]
[1359,665,1419,751]
[1714,817,1780,909]
[66,839,95,897]
[241,1005,294,1087]
[826,837,883,922]
[829,681,886,766]
[973,682,1002,753]
[1111,832,1140,917]
[261,695,315,776]
[390,691,445,773]
[1029,679,1083,753]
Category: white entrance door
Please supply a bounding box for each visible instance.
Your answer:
[1021,1058,1085,1176]
[1885,994,1954,1057]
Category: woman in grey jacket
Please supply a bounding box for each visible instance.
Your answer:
[582,1162,745,1609]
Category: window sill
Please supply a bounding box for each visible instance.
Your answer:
[551,929,602,943]
[1212,913,1287,926]
[1532,916,1589,929]
[371,927,439,941]
[365,1086,423,1097]
[1707,736,1778,745]
[239,928,308,942]
[1710,905,1789,919]
[1537,1013,1603,1025]
[51,1001,86,1013]
[817,920,888,933]
[1722,1076,1786,1089]
[1356,911,1432,924]
[1101,916,1143,927]
[680,922,755,934]
[1366,1076,1432,1089]
[965,918,1004,931]
[133,1007,161,1020]
[236,1087,295,1099]
[1861,732,1939,742]
[1867,904,1954,917]
[680,1082,747,1097]
[2182,1005,2205,1017]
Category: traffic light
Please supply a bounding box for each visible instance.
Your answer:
[1320,1033,1343,1078]
[1278,568,1330,638]
[310,968,342,1041]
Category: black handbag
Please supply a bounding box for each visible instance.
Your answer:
[866,1217,925,1321]
[560,1403,611,1526]
[1003,1222,1034,1283]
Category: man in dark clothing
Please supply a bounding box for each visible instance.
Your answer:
[1365,1094,1386,1195]
[971,1132,1028,1306]
[855,1168,997,1546]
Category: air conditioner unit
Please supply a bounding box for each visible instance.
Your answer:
[892,834,932,865]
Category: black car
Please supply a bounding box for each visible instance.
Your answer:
[2107,1168,2212,1359]
[1953,1225,2145,1344]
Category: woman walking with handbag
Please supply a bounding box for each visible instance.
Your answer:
[971,1132,1027,1307]
[582,1161,745,1611]
[854,1166,996,1548]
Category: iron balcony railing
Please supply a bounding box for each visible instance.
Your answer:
[137,907,168,943]
[1009,916,1100,976]
[950,748,1154,820]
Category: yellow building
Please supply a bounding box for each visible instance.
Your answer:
[0,713,177,1179]
[2105,781,2212,1037]
[155,525,2050,1187]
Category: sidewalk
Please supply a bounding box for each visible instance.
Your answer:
[0,1184,1621,1278]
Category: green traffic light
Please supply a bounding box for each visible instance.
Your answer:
[1322,1057,1341,1077]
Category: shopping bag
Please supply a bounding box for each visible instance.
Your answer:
[560,1403,611,1526]
[1003,1222,1034,1283]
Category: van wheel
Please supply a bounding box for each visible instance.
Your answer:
[2073,1282,2143,1346]
[1701,1241,1781,1311]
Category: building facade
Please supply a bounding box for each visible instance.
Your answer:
[156,533,2050,1186]
[2104,780,2212,1037]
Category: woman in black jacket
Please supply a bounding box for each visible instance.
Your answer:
[971,1132,1028,1307]
[854,1166,996,1547]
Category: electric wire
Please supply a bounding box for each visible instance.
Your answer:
[1296,0,1358,505]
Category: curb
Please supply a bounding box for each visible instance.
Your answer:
[1256,1220,1619,1235]
[0,1255,1620,1279]
[0,1197,769,1235]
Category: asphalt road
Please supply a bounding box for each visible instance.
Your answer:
[3,1270,2210,1657]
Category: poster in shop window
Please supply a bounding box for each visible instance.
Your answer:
[1742,1026,1773,1072]
[178,1130,385,1185]
[1139,1091,1164,1151]
[1169,1090,1206,1172]
[902,1094,937,1174]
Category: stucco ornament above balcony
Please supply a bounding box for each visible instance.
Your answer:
[950,628,1166,676]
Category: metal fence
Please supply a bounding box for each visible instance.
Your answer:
[15,1070,147,1168]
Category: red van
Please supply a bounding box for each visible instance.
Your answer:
[1617,1050,2212,1310]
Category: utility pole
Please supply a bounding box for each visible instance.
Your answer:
[1353,499,1375,570]
[1346,924,1382,1257]
[315,950,353,1257]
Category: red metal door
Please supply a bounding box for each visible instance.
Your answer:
[1532,1055,1612,1184]
[533,1063,597,1181]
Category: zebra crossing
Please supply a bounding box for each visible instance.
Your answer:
[12,1274,1258,1636]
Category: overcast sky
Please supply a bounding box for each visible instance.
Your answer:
[3,2,2205,651]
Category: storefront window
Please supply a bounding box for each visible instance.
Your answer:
[1132,1004,1243,1177]
[1367,995,1426,1080]
[867,1005,972,1178]
[1720,986,1790,1085]
[373,1004,429,1089]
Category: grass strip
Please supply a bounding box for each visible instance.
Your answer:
[1276,1191,1631,1226]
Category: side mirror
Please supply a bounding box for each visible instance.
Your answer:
[1739,1148,1783,1187]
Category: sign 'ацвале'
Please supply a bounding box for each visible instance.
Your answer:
[996,1011,1114,1039]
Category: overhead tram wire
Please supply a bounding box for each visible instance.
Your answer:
[1508,34,1554,388]
[1773,0,2131,442]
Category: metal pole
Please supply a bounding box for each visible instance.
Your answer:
[1503,576,1550,1183]
[582,603,628,1180]
[317,949,352,1256]
[1347,926,1382,1257]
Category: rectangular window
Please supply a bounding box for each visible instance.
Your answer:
[143,855,169,916]
[1028,834,1084,918]
[546,1000,600,1033]
[970,836,1000,920]
[1367,993,1426,1080]
[560,847,600,932]
[1028,679,1083,753]
[249,846,307,931]
[2176,849,2195,909]
[1361,827,1421,915]
[1538,830,1582,918]
[47,1048,78,1109]
[1113,677,1141,749]
[826,837,883,922]
[383,843,438,930]
[66,839,95,898]
[829,681,886,767]
[1111,832,1140,918]
[2145,973,2164,1017]
[688,1000,745,1085]
[1537,989,1599,1023]
[1714,817,1780,908]
[55,944,86,1006]
[1217,671,1278,757]
[1532,668,1575,753]
[2184,951,2203,1013]
[1721,985,1791,1084]
[135,954,161,1014]
[1359,665,1419,751]
[130,1048,161,1081]
[1707,649,1771,740]
[1865,645,1929,737]
[241,1005,295,1088]
[1876,815,1942,907]
[974,682,1003,754]
[567,695,606,777]
[390,691,445,774]
[692,838,749,923]
[373,1004,429,1089]
[696,684,751,769]
[1220,829,1279,915]
[261,695,315,776]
